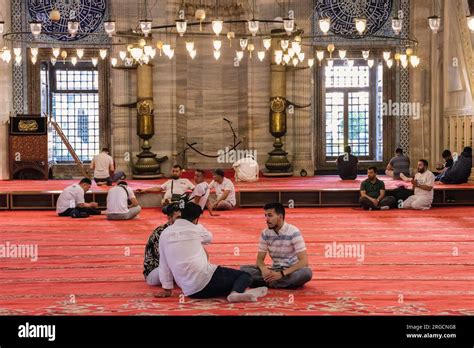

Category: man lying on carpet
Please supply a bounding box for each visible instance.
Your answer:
[155,202,268,302]
[56,178,101,218]
[240,203,313,289]
[143,203,181,286]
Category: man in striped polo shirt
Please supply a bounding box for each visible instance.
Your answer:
[241,203,312,289]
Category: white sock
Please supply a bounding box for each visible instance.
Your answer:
[245,287,268,298]
[227,292,257,303]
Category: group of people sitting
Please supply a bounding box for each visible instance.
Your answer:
[55,164,238,219]
[144,202,312,302]
[337,146,473,211]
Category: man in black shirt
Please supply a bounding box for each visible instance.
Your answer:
[434,149,454,181]
[360,167,396,210]
[336,146,358,180]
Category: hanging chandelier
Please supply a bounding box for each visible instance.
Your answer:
[2,0,463,70]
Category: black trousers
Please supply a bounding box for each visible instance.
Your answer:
[58,207,101,217]
[188,266,252,299]
[359,196,396,210]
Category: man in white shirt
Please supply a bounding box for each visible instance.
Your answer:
[233,154,259,182]
[106,181,141,220]
[241,203,312,289]
[400,159,435,210]
[189,169,217,216]
[209,169,236,210]
[156,202,268,302]
[56,178,101,218]
[136,165,194,205]
[91,148,126,186]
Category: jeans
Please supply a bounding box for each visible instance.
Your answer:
[240,265,313,289]
[188,266,252,298]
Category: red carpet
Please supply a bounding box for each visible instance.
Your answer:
[1,207,473,315]
[1,175,473,192]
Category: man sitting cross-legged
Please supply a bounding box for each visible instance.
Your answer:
[359,166,396,210]
[143,204,181,286]
[156,202,268,302]
[240,203,313,289]
[56,178,101,218]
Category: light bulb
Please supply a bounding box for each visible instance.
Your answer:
[186,41,195,53]
[240,38,248,50]
[283,18,294,35]
[212,19,223,36]
[99,49,107,60]
[236,51,244,61]
[316,50,324,61]
[347,59,354,67]
[167,48,175,59]
[176,19,187,37]
[263,37,272,50]
[111,57,117,67]
[131,47,143,60]
[327,44,335,53]
[367,59,374,68]
[274,50,283,58]
[308,58,314,67]
[428,16,441,33]
[257,51,265,61]
[68,21,80,37]
[387,59,393,68]
[144,45,153,56]
[30,22,42,37]
[292,41,301,54]
[292,57,299,66]
[213,50,221,60]
[162,44,171,56]
[140,19,152,37]
[30,47,39,57]
[327,59,334,67]
[142,55,150,64]
[467,15,474,32]
[319,18,331,34]
[119,51,127,61]
[400,54,407,64]
[283,54,290,64]
[298,52,305,62]
[227,31,235,40]
[13,47,21,57]
[410,55,420,67]
[383,51,391,61]
[288,47,295,58]
[392,17,402,35]
[280,39,289,50]
[338,50,346,59]
[60,50,67,60]
[76,48,84,59]
[275,54,283,65]
[190,49,197,60]
[362,50,370,59]
[213,39,222,51]
[71,56,77,66]
[104,20,116,37]
[50,57,56,66]
[52,47,60,58]
[401,59,408,68]
[355,18,367,34]
[15,55,22,66]
[31,55,37,65]
[2,49,11,63]
[248,20,259,36]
